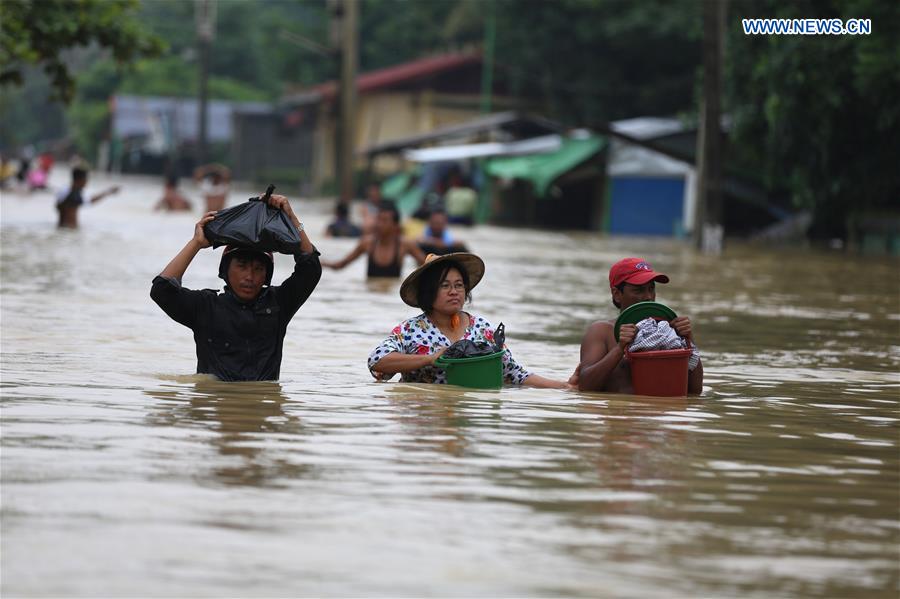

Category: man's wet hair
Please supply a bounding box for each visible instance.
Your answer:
[612,283,626,309]
[220,248,273,286]
[72,167,88,182]
[416,260,472,313]
[378,201,400,224]
[335,202,349,218]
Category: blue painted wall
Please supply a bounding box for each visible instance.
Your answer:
[608,176,684,236]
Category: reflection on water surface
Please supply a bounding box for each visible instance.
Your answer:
[1,173,898,597]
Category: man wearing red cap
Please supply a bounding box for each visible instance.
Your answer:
[150,193,320,381]
[577,257,703,394]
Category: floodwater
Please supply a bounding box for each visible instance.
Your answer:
[2,169,898,598]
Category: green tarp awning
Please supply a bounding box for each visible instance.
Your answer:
[381,168,426,216]
[484,136,606,197]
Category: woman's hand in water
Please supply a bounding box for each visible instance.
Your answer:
[566,363,581,390]
[429,346,448,365]
[193,211,216,248]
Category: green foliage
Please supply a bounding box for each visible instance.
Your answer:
[0,0,164,103]
[0,68,68,149]
[726,0,900,239]
[356,0,702,125]
[66,97,109,161]
[3,0,895,242]
[492,0,703,125]
[359,0,470,70]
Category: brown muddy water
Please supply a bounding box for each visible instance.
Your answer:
[1,170,898,597]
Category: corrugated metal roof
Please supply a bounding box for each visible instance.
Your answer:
[283,52,482,106]
[403,135,562,163]
[360,111,564,155]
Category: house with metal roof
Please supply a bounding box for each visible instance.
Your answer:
[231,51,530,193]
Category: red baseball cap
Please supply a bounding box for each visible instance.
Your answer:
[608,257,669,287]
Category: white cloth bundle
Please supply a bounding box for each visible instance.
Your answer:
[628,318,701,371]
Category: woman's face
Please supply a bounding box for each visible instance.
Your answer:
[431,267,466,316]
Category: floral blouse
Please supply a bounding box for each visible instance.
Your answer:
[368,312,531,385]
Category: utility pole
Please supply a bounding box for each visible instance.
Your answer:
[330,0,358,202]
[195,0,216,167]
[694,0,725,253]
[480,0,496,114]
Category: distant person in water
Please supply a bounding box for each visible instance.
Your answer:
[360,182,383,234]
[324,201,361,238]
[417,208,468,255]
[577,257,703,394]
[15,145,34,188]
[150,192,321,381]
[321,201,426,278]
[0,153,16,189]
[443,169,477,225]
[193,163,231,212]
[155,174,193,212]
[55,166,120,229]
[27,152,54,190]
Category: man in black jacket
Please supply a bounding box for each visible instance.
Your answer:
[150,193,321,381]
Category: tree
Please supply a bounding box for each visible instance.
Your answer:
[725,0,900,240]
[0,0,164,104]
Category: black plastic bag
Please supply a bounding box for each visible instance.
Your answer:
[203,185,302,254]
[442,323,506,358]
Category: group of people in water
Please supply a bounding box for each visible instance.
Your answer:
[154,164,232,213]
[45,162,231,228]
[29,164,703,393]
[148,190,704,394]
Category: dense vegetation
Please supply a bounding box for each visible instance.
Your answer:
[1,0,897,240]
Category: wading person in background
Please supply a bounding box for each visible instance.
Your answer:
[416,207,468,255]
[193,163,231,212]
[324,201,361,238]
[150,193,321,381]
[577,257,703,394]
[155,173,193,212]
[322,201,426,278]
[367,252,573,388]
[56,166,120,229]
[360,181,383,234]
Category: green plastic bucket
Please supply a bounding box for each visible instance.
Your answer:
[435,350,505,389]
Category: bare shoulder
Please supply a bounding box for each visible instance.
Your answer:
[583,319,615,342]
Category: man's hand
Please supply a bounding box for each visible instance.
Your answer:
[671,316,693,342]
[266,193,301,226]
[617,323,636,352]
[194,211,216,248]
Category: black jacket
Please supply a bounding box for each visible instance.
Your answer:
[150,251,321,381]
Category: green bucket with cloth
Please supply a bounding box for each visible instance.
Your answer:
[435,350,505,389]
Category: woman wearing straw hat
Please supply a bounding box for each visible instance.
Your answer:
[367,252,571,388]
